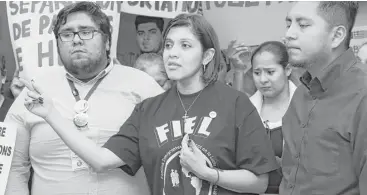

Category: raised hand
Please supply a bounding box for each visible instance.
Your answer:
[10,76,25,98]
[21,78,54,119]
[226,40,252,72]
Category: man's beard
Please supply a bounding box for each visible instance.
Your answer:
[289,55,312,70]
[291,61,307,68]
[61,55,101,78]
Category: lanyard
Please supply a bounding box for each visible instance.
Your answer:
[67,77,104,102]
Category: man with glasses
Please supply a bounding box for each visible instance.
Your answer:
[5,2,163,195]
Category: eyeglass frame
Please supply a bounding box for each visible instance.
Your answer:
[57,29,104,42]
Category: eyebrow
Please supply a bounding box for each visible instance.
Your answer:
[254,67,276,71]
[180,38,195,42]
[138,27,158,32]
[286,16,311,23]
[164,38,195,42]
[59,25,95,32]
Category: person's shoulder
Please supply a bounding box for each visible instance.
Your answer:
[110,64,152,81]
[347,61,367,90]
[135,88,170,112]
[110,64,160,85]
[213,81,251,102]
[210,82,255,117]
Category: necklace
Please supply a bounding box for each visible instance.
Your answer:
[176,86,205,121]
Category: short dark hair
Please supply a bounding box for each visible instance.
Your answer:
[163,14,221,84]
[53,2,112,58]
[135,15,164,33]
[251,41,289,69]
[317,1,359,48]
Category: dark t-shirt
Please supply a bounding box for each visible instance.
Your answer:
[0,96,14,122]
[104,82,279,195]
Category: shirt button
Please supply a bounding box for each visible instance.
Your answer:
[301,123,307,128]
[288,184,295,189]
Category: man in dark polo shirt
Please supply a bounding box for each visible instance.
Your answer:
[281,2,366,194]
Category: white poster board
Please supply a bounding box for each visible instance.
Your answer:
[0,122,17,195]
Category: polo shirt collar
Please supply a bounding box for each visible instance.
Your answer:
[300,48,357,97]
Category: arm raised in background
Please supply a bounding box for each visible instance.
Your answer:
[226,40,255,96]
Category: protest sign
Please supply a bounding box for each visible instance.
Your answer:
[6,1,121,81]
[119,1,201,18]
[0,122,17,195]
[203,1,293,48]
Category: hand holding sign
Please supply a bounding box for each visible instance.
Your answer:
[20,78,54,119]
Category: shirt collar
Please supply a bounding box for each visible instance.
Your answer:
[300,48,357,96]
[66,61,114,85]
[250,80,297,117]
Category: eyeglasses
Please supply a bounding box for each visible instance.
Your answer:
[58,30,102,42]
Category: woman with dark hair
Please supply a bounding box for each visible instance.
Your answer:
[22,14,279,195]
[249,41,297,194]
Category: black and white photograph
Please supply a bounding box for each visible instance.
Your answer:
[0,1,367,195]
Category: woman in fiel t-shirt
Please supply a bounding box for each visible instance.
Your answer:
[22,14,279,195]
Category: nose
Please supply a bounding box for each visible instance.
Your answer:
[285,24,297,41]
[259,72,269,84]
[166,44,179,59]
[143,33,150,40]
[72,33,83,45]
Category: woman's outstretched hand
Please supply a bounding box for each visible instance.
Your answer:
[21,78,54,119]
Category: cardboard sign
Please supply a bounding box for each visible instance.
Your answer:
[0,122,17,195]
[119,1,201,18]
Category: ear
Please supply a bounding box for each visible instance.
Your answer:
[285,63,292,77]
[330,25,347,49]
[202,48,215,66]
